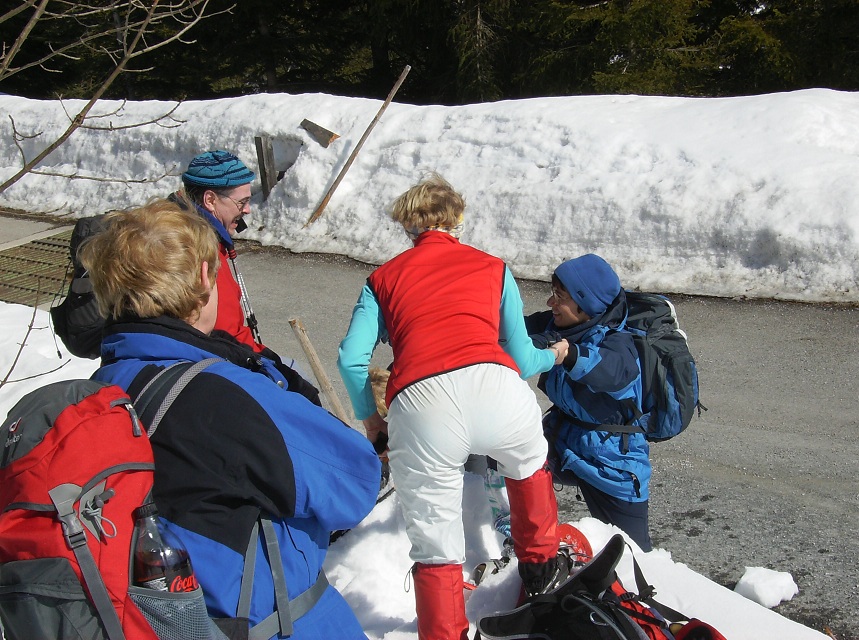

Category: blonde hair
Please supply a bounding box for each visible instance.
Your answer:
[78,199,220,323]
[390,173,465,229]
[369,367,390,418]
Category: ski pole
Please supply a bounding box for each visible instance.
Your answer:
[228,250,262,345]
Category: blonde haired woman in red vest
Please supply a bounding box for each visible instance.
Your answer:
[338,174,570,640]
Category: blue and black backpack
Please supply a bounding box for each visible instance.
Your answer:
[548,290,705,445]
[624,291,705,440]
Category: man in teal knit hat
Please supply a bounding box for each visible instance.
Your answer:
[182,150,256,236]
[179,150,258,346]
[52,151,258,360]
[177,150,321,406]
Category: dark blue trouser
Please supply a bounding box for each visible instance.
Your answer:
[577,480,652,552]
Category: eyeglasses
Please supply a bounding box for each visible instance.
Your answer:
[218,193,251,212]
[550,287,584,315]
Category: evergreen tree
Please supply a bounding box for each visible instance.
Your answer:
[589,0,706,95]
[3,0,857,104]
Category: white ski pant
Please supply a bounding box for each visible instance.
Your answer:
[387,363,547,565]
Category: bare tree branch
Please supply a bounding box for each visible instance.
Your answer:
[0,280,73,387]
[0,283,43,388]
[28,166,180,185]
[1,1,234,82]
[0,0,229,195]
[0,1,40,26]
[4,359,72,384]
[0,0,50,80]
[59,99,187,130]
[8,107,181,185]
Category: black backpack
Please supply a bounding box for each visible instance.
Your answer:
[477,534,663,640]
[476,534,727,640]
[50,215,109,359]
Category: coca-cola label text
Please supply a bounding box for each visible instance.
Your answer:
[168,571,199,593]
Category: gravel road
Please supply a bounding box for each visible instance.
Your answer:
[240,244,858,639]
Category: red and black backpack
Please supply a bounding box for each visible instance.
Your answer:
[0,361,221,640]
[477,533,727,640]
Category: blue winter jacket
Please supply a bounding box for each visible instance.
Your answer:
[92,316,380,639]
[526,293,651,502]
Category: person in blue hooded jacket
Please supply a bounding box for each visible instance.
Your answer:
[525,254,652,551]
[79,199,381,639]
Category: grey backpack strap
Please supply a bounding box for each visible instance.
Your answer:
[258,518,293,638]
[240,516,329,640]
[133,358,223,437]
[236,520,260,621]
[48,484,126,640]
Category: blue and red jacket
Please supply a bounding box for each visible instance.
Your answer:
[93,316,380,639]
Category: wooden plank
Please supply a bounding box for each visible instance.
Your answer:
[254,135,278,201]
[305,65,411,227]
[300,119,339,148]
[288,317,351,422]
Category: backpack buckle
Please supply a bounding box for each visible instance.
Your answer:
[49,483,88,549]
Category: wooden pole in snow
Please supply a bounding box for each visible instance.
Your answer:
[304,65,411,227]
[288,317,350,423]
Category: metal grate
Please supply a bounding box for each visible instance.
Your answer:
[0,229,72,307]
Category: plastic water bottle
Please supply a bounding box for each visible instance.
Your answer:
[132,502,199,593]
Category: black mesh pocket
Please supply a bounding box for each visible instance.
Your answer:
[129,585,228,640]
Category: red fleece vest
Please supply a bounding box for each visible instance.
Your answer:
[368,232,519,406]
[214,243,264,353]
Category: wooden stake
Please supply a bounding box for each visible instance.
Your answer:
[300,119,339,148]
[288,317,351,423]
[304,65,411,227]
[254,135,277,201]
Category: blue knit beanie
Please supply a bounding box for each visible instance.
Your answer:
[182,150,255,187]
[554,254,621,318]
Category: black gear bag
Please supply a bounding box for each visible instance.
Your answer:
[476,534,727,640]
[50,215,109,359]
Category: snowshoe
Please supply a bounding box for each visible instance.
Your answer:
[378,459,394,500]
[557,522,593,566]
[515,523,594,603]
[466,537,515,590]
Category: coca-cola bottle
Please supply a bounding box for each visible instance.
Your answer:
[132,502,199,593]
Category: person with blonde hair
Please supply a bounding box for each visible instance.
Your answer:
[81,200,381,640]
[338,174,570,640]
[83,200,220,326]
